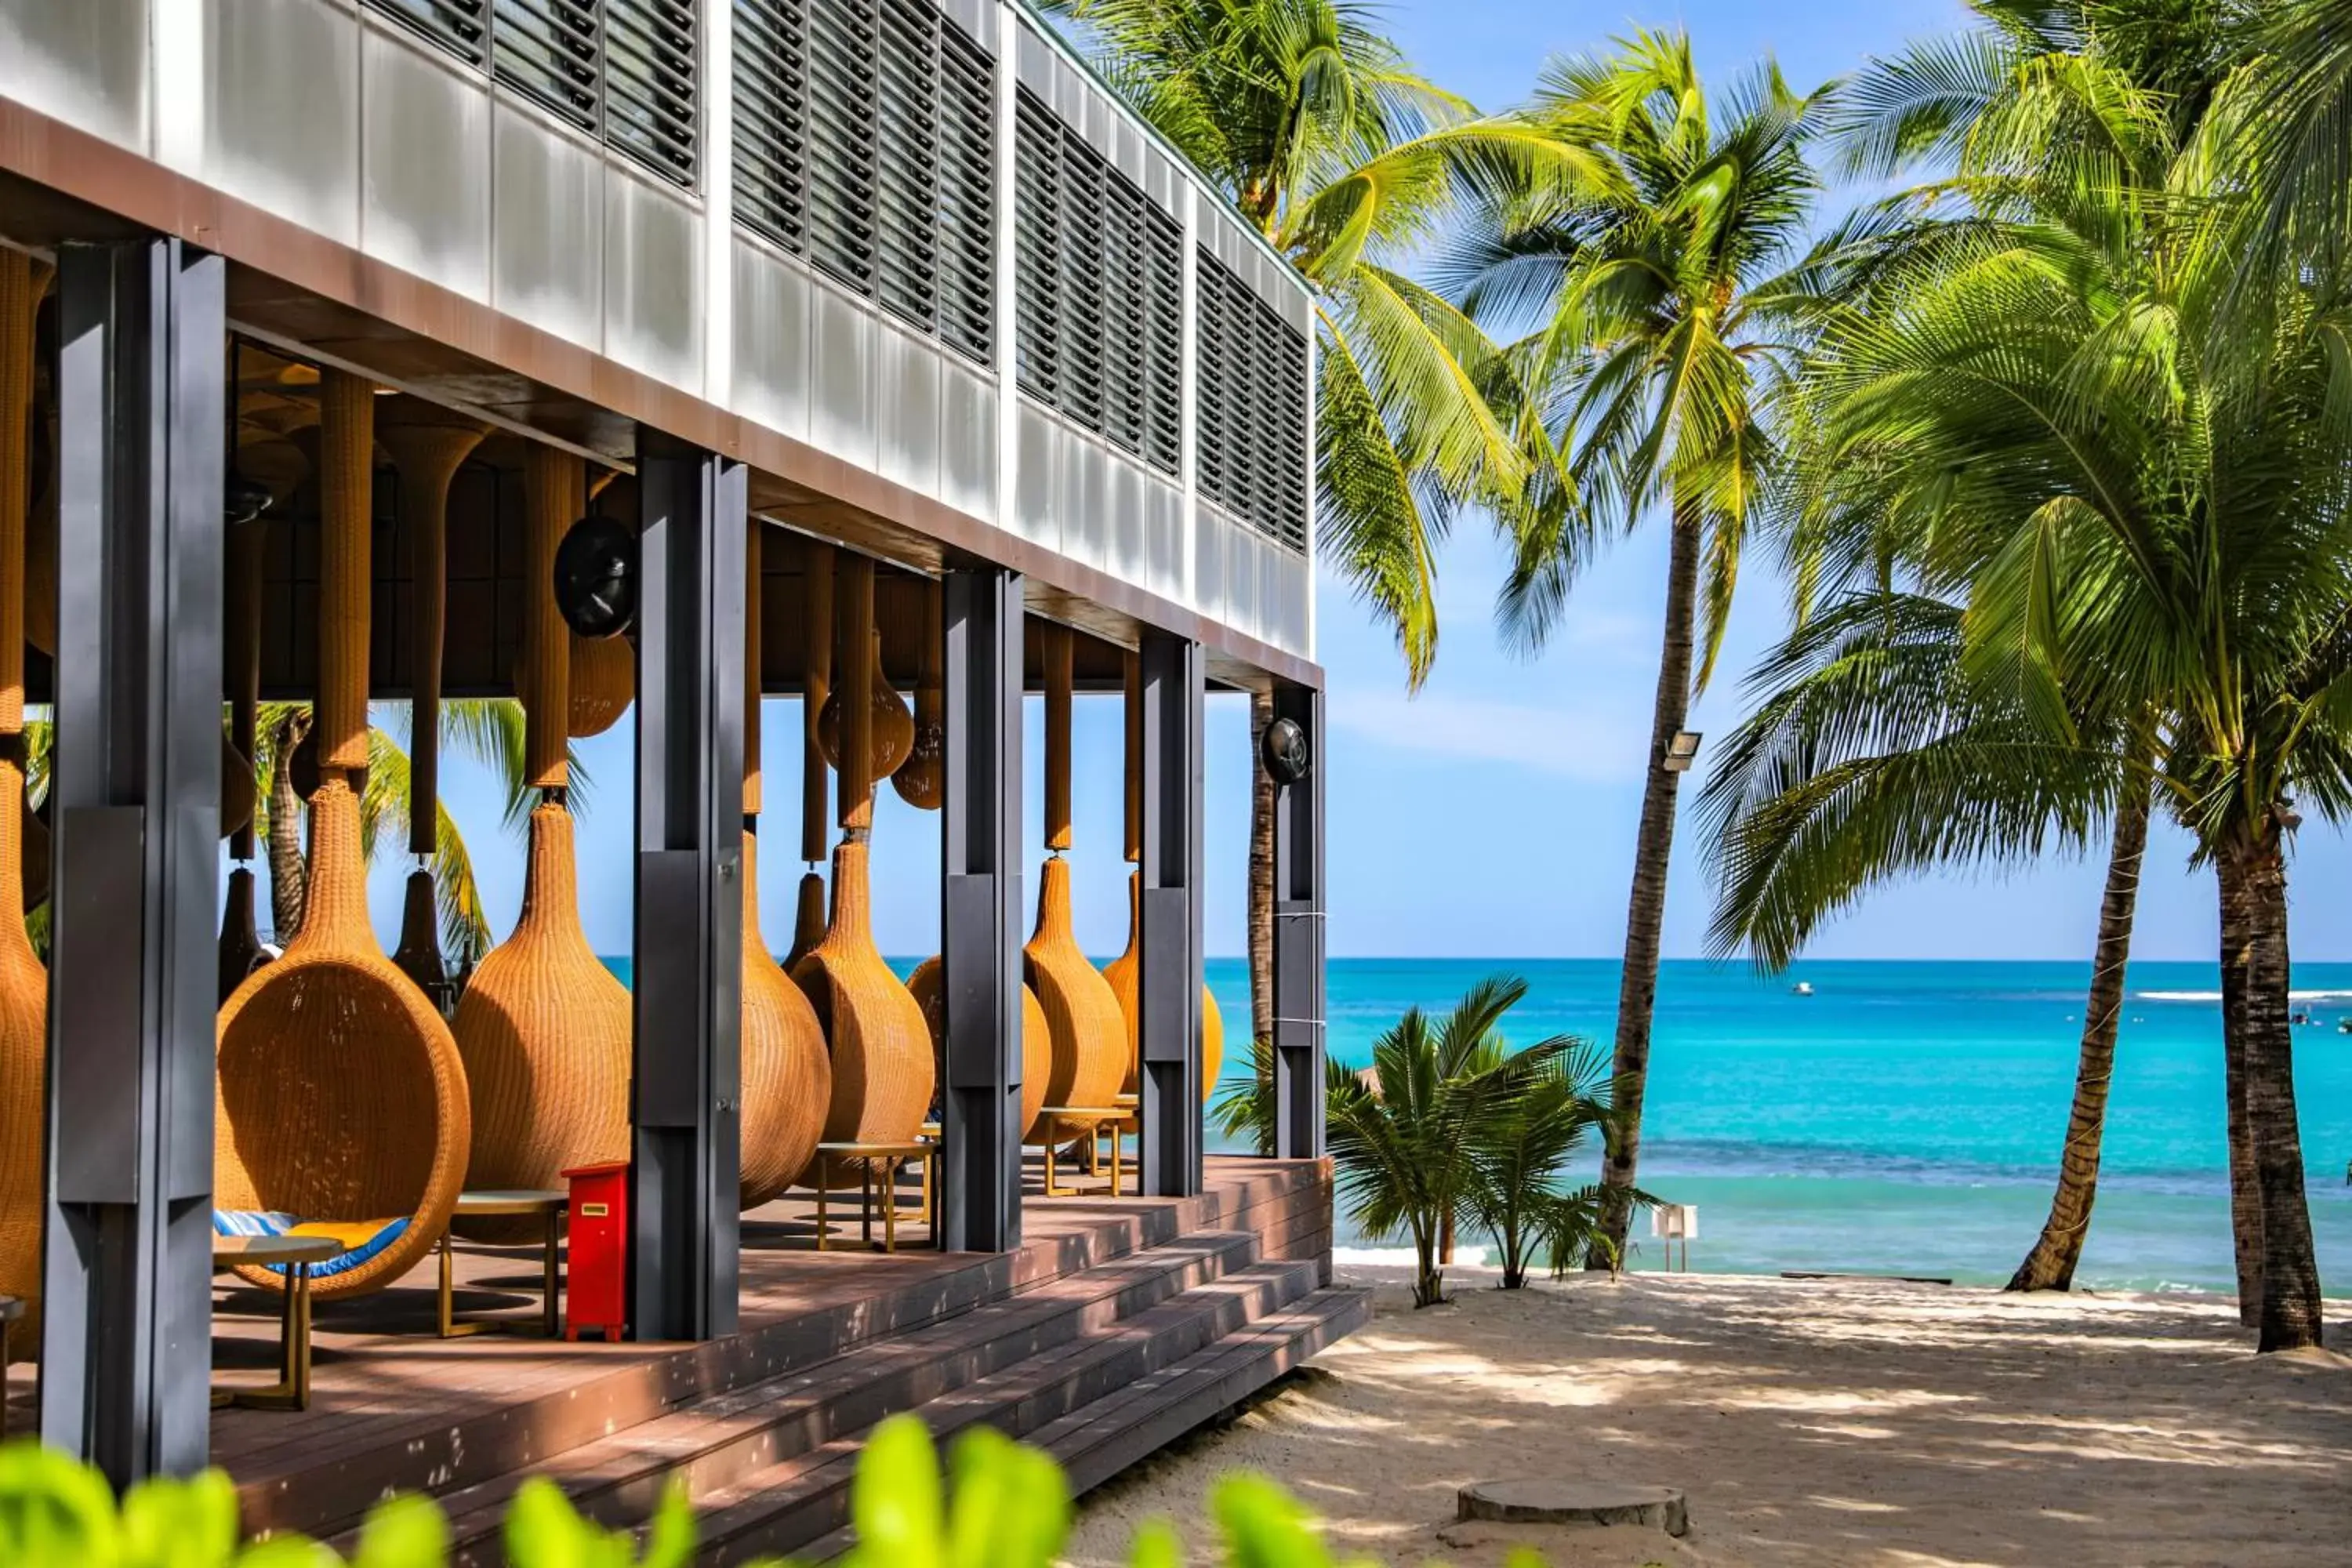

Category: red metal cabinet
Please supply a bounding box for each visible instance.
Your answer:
[561,1160,630,1342]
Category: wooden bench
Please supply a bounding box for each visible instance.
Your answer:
[811,1142,936,1252]
[1036,1107,1130,1197]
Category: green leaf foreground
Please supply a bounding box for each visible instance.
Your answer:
[0,1416,1559,1568]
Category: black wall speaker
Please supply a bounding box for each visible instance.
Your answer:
[554,515,637,640]
[1261,715,1311,786]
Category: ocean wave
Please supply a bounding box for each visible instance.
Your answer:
[2134,988,2352,1003]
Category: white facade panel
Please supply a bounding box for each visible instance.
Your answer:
[360,22,492,300]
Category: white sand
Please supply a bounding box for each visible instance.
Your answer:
[1064,1265,2352,1567]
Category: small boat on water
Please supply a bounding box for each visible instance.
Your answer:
[1791,982,1815,997]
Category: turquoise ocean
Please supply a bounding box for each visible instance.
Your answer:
[610,954,2352,1295]
[1234,956,2352,1294]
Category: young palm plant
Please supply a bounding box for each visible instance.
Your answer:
[1443,31,1834,1258]
[1325,975,1563,1306]
[1461,1033,1623,1287]
[1040,0,1579,1087]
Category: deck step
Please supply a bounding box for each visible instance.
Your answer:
[376,1231,1276,1564]
[688,1265,1338,1566]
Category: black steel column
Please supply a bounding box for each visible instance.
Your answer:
[630,431,746,1341]
[42,240,224,1481]
[938,567,1024,1251]
[1137,633,1203,1195]
[1270,683,1326,1160]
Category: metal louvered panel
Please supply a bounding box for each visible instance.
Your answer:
[1141,201,1183,474]
[935,23,995,364]
[493,0,601,136]
[734,0,809,250]
[604,0,699,184]
[805,0,878,288]
[1195,250,1307,552]
[365,0,491,67]
[1014,89,1062,402]
[1013,96,1183,470]
[873,0,940,329]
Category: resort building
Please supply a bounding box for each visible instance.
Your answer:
[0,0,1348,1542]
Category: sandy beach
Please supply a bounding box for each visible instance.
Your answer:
[1065,1265,2352,1567]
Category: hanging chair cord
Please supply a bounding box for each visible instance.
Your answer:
[383,419,485,863]
[802,539,834,867]
[1044,622,1074,855]
[837,552,877,840]
[521,445,578,808]
[747,519,764,826]
[1123,648,1142,867]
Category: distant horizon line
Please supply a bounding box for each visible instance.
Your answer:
[601,951,2264,967]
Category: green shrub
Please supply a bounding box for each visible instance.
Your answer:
[0,1418,1547,1568]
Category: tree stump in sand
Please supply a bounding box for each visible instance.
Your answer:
[1457,1480,1690,1537]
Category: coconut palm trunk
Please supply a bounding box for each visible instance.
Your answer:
[1595,499,1702,1261]
[1249,688,1276,1062]
[2217,858,2264,1326]
[2217,822,2324,1350]
[2007,767,2151,1291]
[267,707,310,941]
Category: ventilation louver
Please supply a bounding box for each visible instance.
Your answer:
[735,0,995,367]
[1197,251,1308,552]
[362,1,699,188]
[1013,89,1181,475]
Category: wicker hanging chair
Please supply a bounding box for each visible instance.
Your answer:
[739,523,829,1209]
[566,631,633,737]
[1025,625,1128,1117]
[789,554,931,1181]
[452,446,633,1240]
[215,369,472,1299]
[0,252,48,1357]
[1099,652,1223,1100]
[817,627,912,779]
[905,960,1051,1140]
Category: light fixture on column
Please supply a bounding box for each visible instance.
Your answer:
[1662,731,1703,772]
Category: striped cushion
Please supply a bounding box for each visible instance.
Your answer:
[213,1210,410,1281]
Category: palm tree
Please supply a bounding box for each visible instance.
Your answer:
[1324,975,1559,1305]
[1765,53,2345,1346]
[1443,31,1831,1258]
[1705,0,2243,1297]
[1040,0,1577,1090]
[1699,590,2150,1292]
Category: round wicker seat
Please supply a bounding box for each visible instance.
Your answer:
[1101,871,1226,1102]
[1025,626,1128,1122]
[739,528,829,1209]
[790,554,930,1185]
[906,959,1051,1139]
[216,782,471,1297]
[453,447,631,1241]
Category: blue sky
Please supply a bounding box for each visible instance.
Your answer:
[365,0,2352,967]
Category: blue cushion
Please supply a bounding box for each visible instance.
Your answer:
[212,1210,412,1280]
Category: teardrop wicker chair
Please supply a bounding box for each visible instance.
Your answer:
[739,523,829,1209]
[906,959,1051,1140]
[789,554,931,1184]
[1101,873,1226,1103]
[1025,625,1129,1119]
[817,627,913,779]
[0,252,49,1356]
[452,446,633,1241]
[215,370,473,1298]
[1100,653,1223,1100]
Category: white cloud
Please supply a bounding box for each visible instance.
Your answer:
[1327,688,1647,782]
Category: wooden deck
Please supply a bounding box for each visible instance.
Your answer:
[6,1154,1357,1557]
